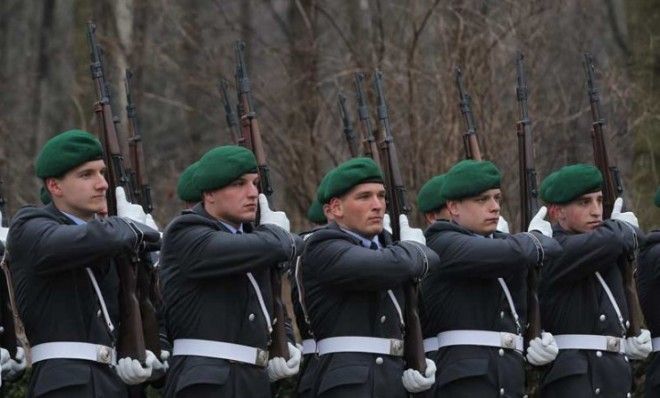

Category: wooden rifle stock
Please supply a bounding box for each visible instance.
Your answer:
[373,70,427,376]
[234,40,289,360]
[583,53,643,336]
[515,52,542,343]
[87,21,146,363]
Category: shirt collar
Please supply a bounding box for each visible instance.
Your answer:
[340,227,381,249]
[62,211,87,225]
[219,221,244,234]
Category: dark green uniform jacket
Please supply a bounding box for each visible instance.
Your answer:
[423,221,560,398]
[7,203,157,398]
[638,229,660,398]
[159,203,301,398]
[539,220,638,398]
[300,222,439,398]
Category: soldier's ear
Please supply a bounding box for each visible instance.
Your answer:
[328,197,342,219]
[45,178,62,198]
[446,200,460,219]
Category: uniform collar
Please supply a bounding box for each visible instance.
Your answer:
[340,227,381,249]
[219,221,244,234]
[61,211,87,225]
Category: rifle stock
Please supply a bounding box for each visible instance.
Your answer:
[373,70,426,376]
[234,40,289,360]
[87,21,146,363]
[515,52,542,343]
[583,53,643,336]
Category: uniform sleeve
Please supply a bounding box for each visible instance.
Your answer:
[542,220,637,286]
[165,222,293,279]
[427,230,537,279]
[303,232,435,291]
[8,214,141,276]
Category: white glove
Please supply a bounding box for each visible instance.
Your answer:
[625,329,652,360]
[258,194,290,232]
[267,342,301,382]
[0,210,8,244]
[116,350,159,385]
[528,206,552,237]
[0,348,8,387]
[526,332,558,366]
[497,216,509,233]
[116,187,147,225]
[611,197,639,228]
[148,350,169,381]
[402,358,436,393]
[144,214,160,232]
[399,215,426,245]
[2,347,26,381]
[383,214,392,234]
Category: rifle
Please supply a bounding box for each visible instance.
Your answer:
[338,93,360,157]
[87,21,146,363]
[234,40,289,360]
[373,70,427,376]
[218,78,243,145]
[354,72,382,166]
[124,69,162,359]
[515,52,542,343]
[0,180,17,358]
[455,68,482,160]
[583,53,643,336]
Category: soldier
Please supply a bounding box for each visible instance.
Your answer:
[635,186,660,398]
[300,157,439,397]
[422,159,561,398]
[160,145,303,397]
[7,129,164,397]
[538,164,650,397]
[176,161,201,208]
[0,210,27,388]
[417,174,450,226]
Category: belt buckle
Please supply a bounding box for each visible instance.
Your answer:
[389,339,404,356]
[96,346,112,364]
[606,336,621,353]
[500,332,516,350]
[255,348,269,367]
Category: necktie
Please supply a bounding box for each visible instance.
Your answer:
[369,241,379,250]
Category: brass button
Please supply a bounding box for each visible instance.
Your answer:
[380,315,386,323]
[375,357,383,365]
[499,388,505,396]
[498,349,504,357]
[595,388,601,395]
[596,351,602,357]
[599,314,606,322]
[248,313,255,321]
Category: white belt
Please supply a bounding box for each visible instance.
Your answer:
[316,336,404,357]
[554,334,625,354]
[173,339,269,367]
[31,342,116,365]
[653,337,660,352]
[302,339,316,355]
[435,330,524,352]
[423,337,439,353]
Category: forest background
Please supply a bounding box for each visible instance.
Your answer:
[1,0,659,396]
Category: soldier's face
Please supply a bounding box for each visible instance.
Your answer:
[329,183,386,238]
[203,173,259,227]
[447,189,501,236]
[47,159,109,221]
[555,191,603,233]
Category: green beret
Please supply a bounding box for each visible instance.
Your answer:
[540,164,603,204]
[35,130,104,178]
[320,157,384,203]
[177,162,201,202]
[417,174,447,213]
[40,186,51,205]
[193,145,257,192]
[440,160,501,200]
[654,186,660,208]
[306,199,326,224]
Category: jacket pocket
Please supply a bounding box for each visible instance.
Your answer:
[436,357,490,387]
[175,357,231,393]
[542,351,588,386]
[317,364,370,394]
[32,360,91,396]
